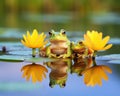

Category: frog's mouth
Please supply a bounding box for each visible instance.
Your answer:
[73,48,86,54]
[50,40,67,43]
[51,48,67,55]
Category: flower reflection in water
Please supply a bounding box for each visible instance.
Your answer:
[21,63,48,83]
[45,59,72,88]
[81,58,112,87]
[71,57,93,76]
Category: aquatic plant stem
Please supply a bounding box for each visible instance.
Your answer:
[92,51,97,60]
[32,48,36,57]
[93,58,97,66]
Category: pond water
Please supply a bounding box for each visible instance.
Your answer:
[0,54,120,96]
[0,12,120,96]
[0,41,120,96]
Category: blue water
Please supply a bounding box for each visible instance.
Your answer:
[0,59,120,96]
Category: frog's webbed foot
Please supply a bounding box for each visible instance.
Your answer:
[39,48,46,57]
[57,54,68,58]
[57,55,64,58]
[63,55,68,58]
[73,53,87,59]
[48,54,56,58]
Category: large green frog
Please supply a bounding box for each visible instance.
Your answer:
[45,29,71,58]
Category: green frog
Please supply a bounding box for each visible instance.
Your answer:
[71,41,94,59]
[42,29,71,58]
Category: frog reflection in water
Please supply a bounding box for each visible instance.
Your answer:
[71,57,93,76]
[45,59,71,88]
[40,29,71,58]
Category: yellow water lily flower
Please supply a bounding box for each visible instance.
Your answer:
[21,29,47,57]
[82,65,112,87]
[21,63,48,83]
[83,30,112,52]
[21,29,47,48]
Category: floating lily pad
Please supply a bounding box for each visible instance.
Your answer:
[0,55,24,62]
[96,54,120,64]
[0,54,57,63]
[24,57,56,63]
[8,50,31,56]
[96,56,110,61]
[96,54,120,61]
[108,60,120,64]
[110,38,120,45]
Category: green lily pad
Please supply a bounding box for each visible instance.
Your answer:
[96,54,120,64]
[96,54,120,61]
[0,55,24,62]
[8,50,31,56]
[24,57,56,63]
[108,60,120,64]
[0,54,57,63]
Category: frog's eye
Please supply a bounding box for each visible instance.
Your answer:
[79,41,83,44]
[60,29,66,35]
[62,31,66,35]
[49,32,52,36]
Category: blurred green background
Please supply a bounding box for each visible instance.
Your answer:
[0,0,120,31]
[0,0,120,49]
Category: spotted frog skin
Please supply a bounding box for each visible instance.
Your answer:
[45,29,71,58]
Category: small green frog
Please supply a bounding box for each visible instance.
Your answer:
[45,29,71,58]
[71,41,94,58]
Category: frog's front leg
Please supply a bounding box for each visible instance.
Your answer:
[82,48,89,58]
[49,54,56,58]
[66,45,72,58]
[46,46,56,58]
[57,54,64,58]
[58,46,71,58]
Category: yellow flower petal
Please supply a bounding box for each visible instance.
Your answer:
[83,30,112,51]
[99,32,103,40]
[100,36,110,48]
[31,29,38,38]
[21,29,47,48]
[83,34,93,48]
[23,35,27,42]
[102,44,112,50]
